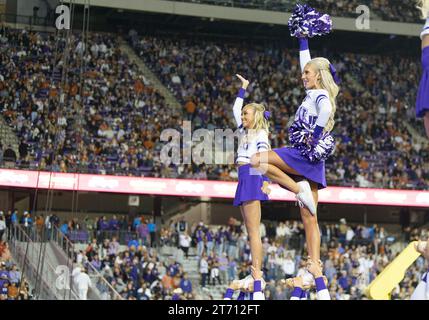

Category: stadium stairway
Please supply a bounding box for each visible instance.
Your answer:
[0,115,20,158]
[403,120,428,146]
[9,226,110,300]
[118,38,183,111]
[159,245,227,300]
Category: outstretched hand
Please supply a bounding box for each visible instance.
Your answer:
[236,74,249,90]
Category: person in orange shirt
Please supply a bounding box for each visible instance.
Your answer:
[185,100,196,121]
[161,270,174,291]
[8,283,19,300]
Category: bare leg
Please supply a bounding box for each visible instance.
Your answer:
[300,182,320,262]
[425,112,429,139]
[422,34,429,49]
[251,151,300,194]
[240,201,263,275]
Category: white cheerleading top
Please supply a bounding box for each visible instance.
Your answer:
[294,88,332,128]
[232,96,270,164]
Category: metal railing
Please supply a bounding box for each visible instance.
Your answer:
[52,225,123,300]
[66,229,142,246]
[9,225,79,300]
[159,0,294,11]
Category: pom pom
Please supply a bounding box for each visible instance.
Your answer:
[289,121,335,162]
[288,3,333,38]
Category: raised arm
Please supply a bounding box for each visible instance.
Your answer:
[313,94,332,139]
[233,74,249,129]
[299,37,311,73]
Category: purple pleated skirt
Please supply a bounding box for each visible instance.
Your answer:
[273,147,327,189]
[233,164,269,207]
[416,47,429,118]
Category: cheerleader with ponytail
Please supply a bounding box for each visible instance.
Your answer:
[250,4,339,279]
[232,74,272,285]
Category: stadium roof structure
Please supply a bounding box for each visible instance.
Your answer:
[73,0,422,37]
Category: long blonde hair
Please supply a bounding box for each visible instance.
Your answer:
[307,57,340,132]
[242,103,270,144]
[417,0,429,18]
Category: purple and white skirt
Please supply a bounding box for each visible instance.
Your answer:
[416,46,429,118]
[274,147,327,189]
[233,164,269,207]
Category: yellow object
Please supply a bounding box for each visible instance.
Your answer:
[366,241,421,300]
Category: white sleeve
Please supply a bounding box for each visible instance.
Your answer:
[316,289,331,300]
[233,97,243,128]
[252,291,265,300]
[410,272,428,300]
[315,94,332,128]
[410,281,427,300]
[256,131,270,152]
[290,296,300,300]
[300,49,311,73]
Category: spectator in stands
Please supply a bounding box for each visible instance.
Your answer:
[179,231,191,258]
[8,264,20,286]
[148,218,156,247]
[75,266,92,300]
[0,216,5,241]
[199,254,209,288]
[3,145,16,164]
[108,236,120,259]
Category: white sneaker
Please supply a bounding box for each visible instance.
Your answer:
[296,180,317,215]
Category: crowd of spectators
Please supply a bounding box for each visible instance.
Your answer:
[0,26,179,177]
[180,217,429,300]
[0,25,427,191]
[0,240,33,300]
[130,31,428,190]
[74,234,196,300]
[166,0,424,23]
[4,208,428,300]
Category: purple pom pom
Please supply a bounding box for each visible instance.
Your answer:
[288,4,333,38]
[289,120,335,162]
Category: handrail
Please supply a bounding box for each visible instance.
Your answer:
[9,224,80,300]
[52,225,123,300]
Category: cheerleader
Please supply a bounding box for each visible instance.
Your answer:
[416,0,429,138]
[232,74,273,281]
[250,5,339,267]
